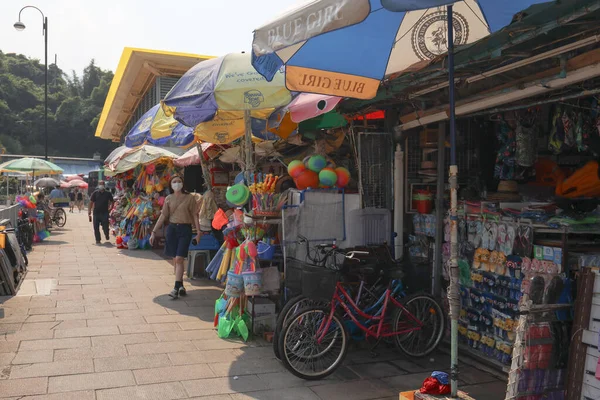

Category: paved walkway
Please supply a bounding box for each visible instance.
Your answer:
[0,213,506,399]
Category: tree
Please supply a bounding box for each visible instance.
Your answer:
[0,51,118,158]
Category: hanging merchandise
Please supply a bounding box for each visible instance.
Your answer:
[226,184,251,208]
[494,120,516,180]
[515,122,537,168]
[555,160,600,198]
[248,174,288,216]
[109,161,178,248]
[286,157,350,190]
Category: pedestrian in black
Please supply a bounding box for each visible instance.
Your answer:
[68,190,75,213]
[88,180,114,244]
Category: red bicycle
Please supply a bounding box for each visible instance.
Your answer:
[277,264,445,380]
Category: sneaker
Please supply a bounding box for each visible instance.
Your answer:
[96,241,101,245]
[178,287,187,296]
[168,288,179,299]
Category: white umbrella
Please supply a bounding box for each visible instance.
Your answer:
[34,177,60,188]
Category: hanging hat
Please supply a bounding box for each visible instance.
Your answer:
[418,160,437,177]
[497,180,519,193]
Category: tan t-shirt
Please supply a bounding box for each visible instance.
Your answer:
[161,193,197,224]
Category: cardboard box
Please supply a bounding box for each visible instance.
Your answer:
[247,297,276,317]
[534,246,563,265]
[400,391,415,400]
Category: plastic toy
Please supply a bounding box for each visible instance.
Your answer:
[319,167,337,187]
[294,169,319,190]
[287,160,305,178]
[307,155,327,172]
[335,167,350,188]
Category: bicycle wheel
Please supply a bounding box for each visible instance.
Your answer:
[273,295,327,360]
[25,224,34,250]
[54,208,67,227]
[392,293,445,357]
[20,245,28,267]
[279,306,348,380]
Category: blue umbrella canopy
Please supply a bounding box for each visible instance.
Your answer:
[124,104,195,148]
[251,0,549,99]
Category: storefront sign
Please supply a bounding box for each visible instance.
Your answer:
[253,0,370,55]
[286,66,379,99]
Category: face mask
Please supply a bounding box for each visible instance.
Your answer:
[172,182,183,192]
[98,185,105,191]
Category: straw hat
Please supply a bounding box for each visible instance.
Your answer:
[419,161,437,177]
[497,180,518,193]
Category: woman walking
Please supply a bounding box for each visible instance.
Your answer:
[76,190,84,212]
[150,175,201,299]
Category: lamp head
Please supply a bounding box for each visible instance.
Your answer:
[13,21,26,31]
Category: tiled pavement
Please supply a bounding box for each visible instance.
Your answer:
[0,213,506,399]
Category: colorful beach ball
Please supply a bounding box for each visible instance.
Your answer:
[287,160,305,179]
[335,167,350,188]
[294,169,319,190]
[319,168,337,187]
[307,155,327,172]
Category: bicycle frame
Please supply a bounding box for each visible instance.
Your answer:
[317,282,424,343]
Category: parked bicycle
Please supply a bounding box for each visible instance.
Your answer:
[48,205,67,228]
[274,238,405,360]
[17,209,34,252]
[277,249,445,380]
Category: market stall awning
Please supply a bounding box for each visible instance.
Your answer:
[107,145,179,174]
[95,48,214,141]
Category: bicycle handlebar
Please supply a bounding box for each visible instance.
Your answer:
[345,250,369,259]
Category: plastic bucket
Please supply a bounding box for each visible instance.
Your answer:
[225,271,244,298]
[413,190,433,214]
[257,241,275,260]
[242,270,263,296]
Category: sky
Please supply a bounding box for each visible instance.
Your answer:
[0,0,299,74]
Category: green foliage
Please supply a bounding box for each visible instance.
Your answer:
[0,50,118,158]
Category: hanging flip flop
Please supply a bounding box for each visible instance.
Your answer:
[490,222,499,251]
[474,220,483,248]
[497,223,507,253]
[468,220,477,245]
[482,221,491,250]
[505,223,516,256]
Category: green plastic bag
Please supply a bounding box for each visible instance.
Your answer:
[235,314,249,341]
[217,315,235,338]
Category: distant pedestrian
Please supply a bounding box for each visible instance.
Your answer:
[49,186,65,206]
[76,190,84,212]
[68,190,75,213]
[88,181,114,245]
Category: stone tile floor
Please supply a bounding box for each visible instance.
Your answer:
[0,213,506,399]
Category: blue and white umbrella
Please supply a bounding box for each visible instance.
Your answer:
[252,0,548,99]
[124,104,195,148]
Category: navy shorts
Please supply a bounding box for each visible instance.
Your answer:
[165,223,192,258]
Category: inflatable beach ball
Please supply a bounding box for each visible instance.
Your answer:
[335,167,350,188]
[307,155,327,172]
[319,168,337,187]
[287,160,305,179]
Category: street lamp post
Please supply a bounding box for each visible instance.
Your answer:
[14,6,48,160]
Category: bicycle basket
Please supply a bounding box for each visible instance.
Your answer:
[285,258,304,297]
[301,263,339,302]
